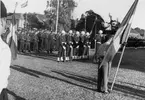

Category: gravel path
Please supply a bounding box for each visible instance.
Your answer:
[6,49,145,100]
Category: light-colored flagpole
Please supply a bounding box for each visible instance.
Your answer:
[110,42,127,91]
[110,3,137,90]
[14,2,18,13]
[55,0,59,34]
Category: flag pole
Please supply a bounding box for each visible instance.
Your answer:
[110,43,126,91]
[110,9,136,91]
[14,2,18,13]
[55,0,59,34]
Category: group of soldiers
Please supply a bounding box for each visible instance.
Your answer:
[57,30,90,62]
[17,29,55,54]
[16,28,91,62]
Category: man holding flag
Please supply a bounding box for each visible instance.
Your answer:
[0,1,11,99]
[97,0,139,93]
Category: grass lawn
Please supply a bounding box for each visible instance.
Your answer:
[6,48,145,100]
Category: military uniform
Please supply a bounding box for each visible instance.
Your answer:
[65,32,73,61]
[26,33,31,52]
[93,34,102,63]
[19,32,25,52]
[33,33,39,53]
[37,31,42,51]
[83,33,90,59]
[17,31,21,52]
[97,31,113,93]
[29,31,34,52]
[78,34,85,58]
[41,32,45,51]
[73,33,80,59]
[57,31,66,62]
[44,32,48,52]
[50,32,55,53]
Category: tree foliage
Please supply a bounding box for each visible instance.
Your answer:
[23,13,45,29]
[75,10,105,32]
[44,0,77,32]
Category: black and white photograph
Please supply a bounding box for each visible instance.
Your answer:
[0,0,145,99]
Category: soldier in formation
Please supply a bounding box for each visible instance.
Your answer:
[16,28,93,62]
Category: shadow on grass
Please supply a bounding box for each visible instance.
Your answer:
[52,69,145,99]
[19,52,57,62]
[11,65,145,99]
[10,66,40,78]
[72,56,94,64]
[108,83,145,99]
[51,70,97,85]
[3,89,26,100]
[117,81,145,89]
[10,65,97,92]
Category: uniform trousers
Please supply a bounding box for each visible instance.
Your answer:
[97,57,112,92]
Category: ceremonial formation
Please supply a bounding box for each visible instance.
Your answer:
[0,0,141,99]
[11,29,91,62]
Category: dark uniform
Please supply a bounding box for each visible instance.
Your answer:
[41,31,45,51]
[29,31,34,51]
[93,34,102,63]
[78,34,85,57]
[37,31,42,51]
[33,33,39,53]
[50,32,55,53]
[19,32,25,52]
[83,34,90,59]
[65,32,73,61]
[23,32,27,52]
[26,33,31,52]
[17,31,21,52]
[97,32,112,93]
[73,32,80,58]
[57,32,66,61]
[44,32,48,52]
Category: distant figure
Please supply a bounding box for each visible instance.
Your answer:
[0,1,11,99]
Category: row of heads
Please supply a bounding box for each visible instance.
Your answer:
[61,30,90,36]
[16,28,90,36]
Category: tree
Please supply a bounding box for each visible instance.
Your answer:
[24,13,45,29]
[44,0,77,32]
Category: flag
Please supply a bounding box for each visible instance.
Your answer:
[6,14,17,60]
[21,0,28,8]
[99,0,139,67]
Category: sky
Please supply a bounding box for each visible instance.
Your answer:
[2,0,145,29]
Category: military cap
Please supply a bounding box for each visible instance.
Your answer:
[61,30,65,34]
[1,1,7,18]
[86,32,90,36]
[81,31,85,35]
[69,30,73,34]
[98,30,103,34]
[76,31,80,36]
